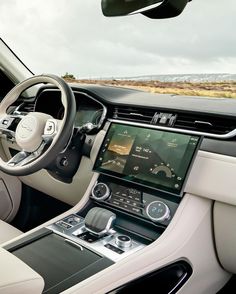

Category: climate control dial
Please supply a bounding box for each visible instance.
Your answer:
[91,182,111,201]
[146,201,170,222]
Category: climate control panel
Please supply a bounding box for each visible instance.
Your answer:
[91,180,179,226]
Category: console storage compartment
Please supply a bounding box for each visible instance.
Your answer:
[5,229,113,294]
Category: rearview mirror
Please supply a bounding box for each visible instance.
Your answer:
[101,0,190,19]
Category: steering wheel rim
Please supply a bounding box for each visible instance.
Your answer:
[0,74,76,176]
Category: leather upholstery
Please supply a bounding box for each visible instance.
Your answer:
[0,220,22,244]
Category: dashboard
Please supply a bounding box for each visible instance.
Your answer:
[3,82,236,293]
[16,82,233,228]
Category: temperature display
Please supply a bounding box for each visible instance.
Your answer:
[94,123,200,195]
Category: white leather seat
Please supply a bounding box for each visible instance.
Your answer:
[0,219,22,244]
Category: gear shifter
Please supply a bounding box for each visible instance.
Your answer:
[84,207,116,237]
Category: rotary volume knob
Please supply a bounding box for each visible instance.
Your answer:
[146,201,170,222]
[91,183,110,201]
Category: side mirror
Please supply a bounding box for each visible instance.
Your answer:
[101,0,191,19]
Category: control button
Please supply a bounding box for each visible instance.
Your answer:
[64,216,81,226]
[130,207,142,214]
[91,183,110,201]
[111,184,124,196]
[115,235,132,248]
[68,220,78,226]
[134,196,141,202]
[127,189,142,201]
[0,117,14,129]
[120,203,130,210]
[146,201,171,222]
[104,243,124,254]
[56,221,73,230]
[111,196,125,203]
[131,201,142,208]
[110,199,121,206]
[78,232,100,243]
[60,157,69,167]
[44,120,56,135]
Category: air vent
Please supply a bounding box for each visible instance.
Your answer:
[174,113,236,135]
[112,106,236,136]
[113,106,155,124]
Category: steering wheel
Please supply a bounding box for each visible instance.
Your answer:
[0,74,76,176]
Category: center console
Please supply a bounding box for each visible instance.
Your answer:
[4,121,201,294]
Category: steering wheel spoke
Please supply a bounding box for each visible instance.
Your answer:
[0,114,22,141]
[7,141,47,167]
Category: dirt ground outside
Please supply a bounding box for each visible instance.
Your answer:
[65,79,236,99]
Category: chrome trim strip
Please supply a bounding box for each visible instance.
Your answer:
[108,119,236,139]
[65,239,83,251]
[169,271,188,294]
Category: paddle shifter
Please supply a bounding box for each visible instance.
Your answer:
[84,207,116,237]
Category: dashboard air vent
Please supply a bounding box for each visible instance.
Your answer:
[112,106,236,136]
[174,113,236,135]
[113,106,155,124]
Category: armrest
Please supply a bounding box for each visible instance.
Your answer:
[0,247,44,294]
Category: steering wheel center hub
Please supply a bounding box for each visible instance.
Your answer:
[16,113,51,152]
[18,116,37,138]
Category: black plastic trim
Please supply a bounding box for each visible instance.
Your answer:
[0,38,34,75]
[37,84,236,118]
[33,84,236,158]
[107,261,192,294]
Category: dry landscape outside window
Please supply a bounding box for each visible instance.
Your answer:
[64,78,236,99]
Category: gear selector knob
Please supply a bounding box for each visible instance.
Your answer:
[85,207,116,236]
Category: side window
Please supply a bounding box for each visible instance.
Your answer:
[0,70,15,100]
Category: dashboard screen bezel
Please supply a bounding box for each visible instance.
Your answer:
[94,122,202,197]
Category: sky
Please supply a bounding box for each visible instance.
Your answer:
[0,0,235,78]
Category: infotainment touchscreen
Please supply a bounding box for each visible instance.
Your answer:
[94,123,201,195]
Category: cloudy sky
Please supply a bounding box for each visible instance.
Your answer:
[0,0,235,78]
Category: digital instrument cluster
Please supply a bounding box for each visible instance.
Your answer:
[35,89,105,131]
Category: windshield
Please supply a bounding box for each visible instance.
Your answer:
[1,0,235,98]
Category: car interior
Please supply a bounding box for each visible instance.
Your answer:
[0,0,236,293]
